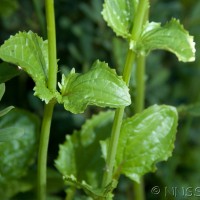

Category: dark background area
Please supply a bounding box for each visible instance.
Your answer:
[0,0,200,199]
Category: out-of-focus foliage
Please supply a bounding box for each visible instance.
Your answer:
[0,0,200,199]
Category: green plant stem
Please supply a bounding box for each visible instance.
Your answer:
[102,0,149,195]
[37,103,54,200]
[45,0,58,91]
[135,54,146,114]
[133,54,146,200]
[37,0,57,200]
[102,50,135,188]
[133,1,149,199]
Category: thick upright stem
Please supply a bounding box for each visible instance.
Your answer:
[45,0,57,91]
[37,0,57,199]
[37,103,54,200]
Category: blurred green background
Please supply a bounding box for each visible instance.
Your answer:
[0,0,200,199]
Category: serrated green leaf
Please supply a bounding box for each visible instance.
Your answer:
[0,127,24,142]
[136,19,195,62]
[0,109,39,184]
[0,62,21,83]
[0,106,14,117]
[55,111,114,192]
[102,0,138,38]
[0,83,5,101]
[115,105,178,182]
[59,60,131,114]
[0,31,55,103]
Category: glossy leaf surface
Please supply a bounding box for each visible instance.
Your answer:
[116,105,178,182]
[0,31,55,103]
[138,19,195,62]
[59,60,131,114]
[55,111,114,197]
[102,0,138,38]
[0,109,39,185]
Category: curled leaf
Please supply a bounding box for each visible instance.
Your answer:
[136,19,196,62]
[59,60,131,114]
[102,0,138,38]
[0,31,55,103]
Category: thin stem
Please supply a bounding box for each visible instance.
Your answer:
[135,54,145,113]
[132,1,149,199]
[37,0,57,200]
[102,0,149,194]
[102,50,135,187]
[133,54,146,200]
[133,178,145,200]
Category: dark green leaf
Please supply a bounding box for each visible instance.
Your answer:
[0,62,21,83]
[102,0,138,38]
[136,19,195,62]
[55,111,114,195]
[59,60,131,114]
[116,105,178,182]
[0,106,14,117]
[0,179,33,200]
[0,31,56,103]
[0,127,24,142]
[0,109,39,185]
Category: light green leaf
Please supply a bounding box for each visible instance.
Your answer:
[59,60,131,114]
[0,109,39,184]
[0,106,14,117]
[137,19,195,62]
[0,127,24,142]
[0,83,5,101]
[102,0,138,38]
[116,105,178,182]
[0,31,55,103]
[55,111,114,193]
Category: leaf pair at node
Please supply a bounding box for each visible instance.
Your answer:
[0,31,131,114]
[55,105,178,198]
[102,0,195,62]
